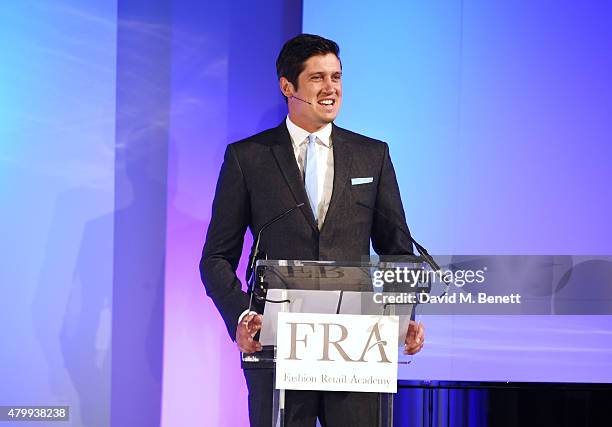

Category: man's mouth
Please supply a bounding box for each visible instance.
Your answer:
[318,99,335,106]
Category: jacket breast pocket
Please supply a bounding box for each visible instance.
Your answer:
[350,181,376,208]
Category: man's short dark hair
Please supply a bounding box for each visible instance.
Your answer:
[276,34,340,92]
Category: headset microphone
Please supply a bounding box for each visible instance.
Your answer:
[290,95,312,105]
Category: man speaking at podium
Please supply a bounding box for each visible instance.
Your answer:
[200,34,425,426]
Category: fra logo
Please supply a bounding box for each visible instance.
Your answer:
[284,321,391,363]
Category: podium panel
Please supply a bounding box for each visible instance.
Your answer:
[242,258,427,427]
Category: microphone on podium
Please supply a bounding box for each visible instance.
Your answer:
[355,201,442,272]
[246,203,305,285]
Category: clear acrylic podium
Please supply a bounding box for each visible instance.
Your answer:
[242,257,427,427]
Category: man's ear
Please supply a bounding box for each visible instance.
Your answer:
[279,77,294,98]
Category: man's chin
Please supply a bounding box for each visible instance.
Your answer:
[318,113,338,124]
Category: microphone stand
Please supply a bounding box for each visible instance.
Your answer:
[246,203,304,308]
[355,202,451,301]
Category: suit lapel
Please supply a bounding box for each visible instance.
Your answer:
[269,122,318,231]
[321,124,353,233]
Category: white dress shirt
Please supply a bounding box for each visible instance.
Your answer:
[285,116,334,229]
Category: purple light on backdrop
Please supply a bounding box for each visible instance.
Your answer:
[161,1,301,426]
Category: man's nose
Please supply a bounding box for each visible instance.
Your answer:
[322,77,336,93]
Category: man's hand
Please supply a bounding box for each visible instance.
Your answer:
[236,313,263,353]
[404,320,425,355]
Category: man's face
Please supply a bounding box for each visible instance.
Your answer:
[282,53,342,132]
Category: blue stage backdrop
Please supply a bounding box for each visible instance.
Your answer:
[304,0,612,378]
[2,1,612,426]
[0,1,117,425]
[303,0,612,424]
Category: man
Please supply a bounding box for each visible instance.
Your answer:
[200,34,424,426]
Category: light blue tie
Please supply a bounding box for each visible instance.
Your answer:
[304,134,319,222]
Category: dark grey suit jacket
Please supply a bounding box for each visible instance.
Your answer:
[200,121,413,339]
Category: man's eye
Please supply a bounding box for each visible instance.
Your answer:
[311,76,322,81]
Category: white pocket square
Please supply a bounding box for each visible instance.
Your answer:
[351,177,373,185]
